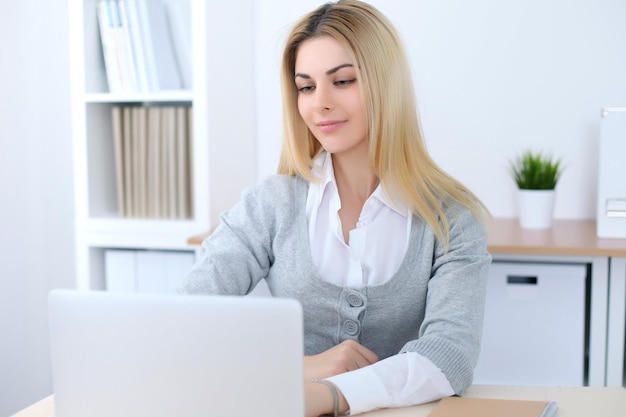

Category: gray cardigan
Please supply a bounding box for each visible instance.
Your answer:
[181,175,492,395]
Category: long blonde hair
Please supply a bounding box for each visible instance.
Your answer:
[277,0,489,247]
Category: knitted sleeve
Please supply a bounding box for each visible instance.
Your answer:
[400,205,492,395]
[179,175,297,296]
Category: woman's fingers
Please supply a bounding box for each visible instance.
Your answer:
[304,340,379,380]
[350,340,379,366]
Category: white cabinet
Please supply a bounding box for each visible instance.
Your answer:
[68,0,256,289]
[474,261,588,386]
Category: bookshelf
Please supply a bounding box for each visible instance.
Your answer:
[68,0,256,289]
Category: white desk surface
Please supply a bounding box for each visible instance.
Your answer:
[11,385,626,417]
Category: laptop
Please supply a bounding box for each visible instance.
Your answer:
[48,289,304,417]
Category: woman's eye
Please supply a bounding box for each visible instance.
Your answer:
[335,78,356,87]
[297,85,315,93]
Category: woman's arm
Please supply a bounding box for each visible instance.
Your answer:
[179,182,278,295]
[303,345,454,416]
[400,205,491,394]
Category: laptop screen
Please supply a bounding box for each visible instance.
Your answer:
[48,290,304,417]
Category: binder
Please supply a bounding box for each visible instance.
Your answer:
[130,0,182,91]
[428,397,558,417]
[104,249,137,293]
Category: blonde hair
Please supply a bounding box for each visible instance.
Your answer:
[277,0,489,247]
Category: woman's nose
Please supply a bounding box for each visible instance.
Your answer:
[314,85,333,112]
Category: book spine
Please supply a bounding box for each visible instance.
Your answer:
[97,0,123,93]
[176,106,190,218]
[122,106,133,217]
[116,0,140,93]
[111,106,125,216]
[122,0,150,92]
[135,0,182,91]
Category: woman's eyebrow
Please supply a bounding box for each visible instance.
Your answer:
[295,63,354,79]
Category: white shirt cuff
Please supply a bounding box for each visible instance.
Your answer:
[326,352,455,415]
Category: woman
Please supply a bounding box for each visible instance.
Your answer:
[181,1,492,416]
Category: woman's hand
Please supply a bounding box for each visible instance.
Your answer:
[303,339,379,381]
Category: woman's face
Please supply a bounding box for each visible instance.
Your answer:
[294,36,367,158]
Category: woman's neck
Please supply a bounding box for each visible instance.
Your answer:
[331,151,379,203]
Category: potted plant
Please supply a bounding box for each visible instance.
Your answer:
[509,150,564,229]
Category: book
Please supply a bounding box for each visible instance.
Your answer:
[136,106,148,217]
[122,106,133,216]
[123,0,150,92]
[111,106,125,216]
[428,397,558,417]
[159,108,170,217]
[187,107,194,218]
[131,106,143,217]
[147,107,162,218]
[176,106,190,218]
[116,0,141,92]
[97,0,123,92]
[132,0,182,91]
[164,106,178,218]
[163,0,192,89]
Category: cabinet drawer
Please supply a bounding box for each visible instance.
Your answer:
[474,261,588,386]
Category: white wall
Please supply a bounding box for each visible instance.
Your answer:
[255,0,626,219]
[0,1,74,415]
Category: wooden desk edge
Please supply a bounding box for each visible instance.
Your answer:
[486,218,626,258]
[187,218,626,257]
[13,387,626,417]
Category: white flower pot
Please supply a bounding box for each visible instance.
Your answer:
[517,189,556,229]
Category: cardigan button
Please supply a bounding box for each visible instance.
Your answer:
[346,292,364,307]
[343,319,360,335]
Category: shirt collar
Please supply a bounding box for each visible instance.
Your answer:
[371,183,410,218]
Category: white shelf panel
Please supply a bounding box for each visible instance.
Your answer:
[85,91,194,104]
[86,234,195,250]
[84,219,203,250]
[84,217,205,235]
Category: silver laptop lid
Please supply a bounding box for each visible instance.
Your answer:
[49,290,304,417]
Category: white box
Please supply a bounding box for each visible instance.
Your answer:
[104,249,137,293]
[105,249,194,294]
[597,108,626,238]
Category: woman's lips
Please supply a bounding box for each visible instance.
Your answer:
[316,120,346,133]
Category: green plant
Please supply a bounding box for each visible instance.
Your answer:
[509,150,563,190]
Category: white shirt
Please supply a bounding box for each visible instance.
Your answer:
[306,152,454,414]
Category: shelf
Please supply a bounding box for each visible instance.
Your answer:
[84,91,194,104]
[82,220,203,248]
[71,0,256,289]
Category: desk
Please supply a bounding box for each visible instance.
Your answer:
[11,386,626,417]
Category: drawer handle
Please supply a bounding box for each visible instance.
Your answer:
[507,275,538,285]
[605,198,626,217]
